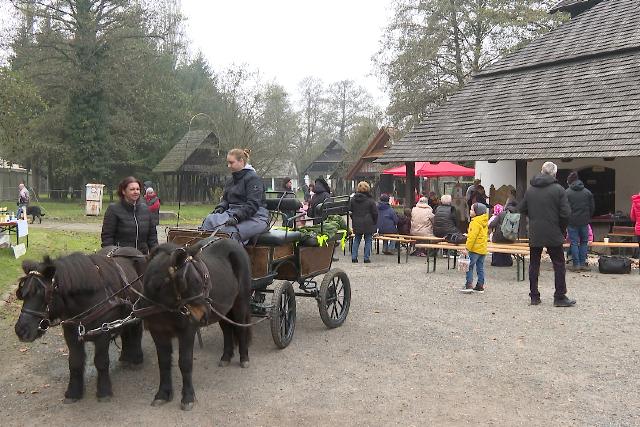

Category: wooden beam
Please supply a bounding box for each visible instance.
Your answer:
[516,160,528,238]
[405,162,416,208]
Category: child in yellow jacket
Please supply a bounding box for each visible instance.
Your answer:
[461,203,489,293]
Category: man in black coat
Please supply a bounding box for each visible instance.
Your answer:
[518,162,575,307]
[566,171,595,272]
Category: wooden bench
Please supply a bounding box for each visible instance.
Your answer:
[608,226,636,238]
[415,242,530,281]
[373,235,417,263]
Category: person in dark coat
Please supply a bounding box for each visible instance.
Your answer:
[202,148,269,242]
[309,177,331,225]
[350,181,378,263]
[101,176,158,254]
[433,194,459,237]
[397,208,412,235]
[376,194,398,254]
[565,171,595,272]
[518,162,575,307]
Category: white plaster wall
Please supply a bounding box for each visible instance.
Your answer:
[474,161,516,192]
[527,158,638,214]
[476,158,639,214]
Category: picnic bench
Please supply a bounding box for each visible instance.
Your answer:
[373,234,445,264]
[415,242,530,281]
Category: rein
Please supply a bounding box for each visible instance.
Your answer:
[134,239,267,328]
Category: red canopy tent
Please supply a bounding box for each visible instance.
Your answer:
[382,161,475,177]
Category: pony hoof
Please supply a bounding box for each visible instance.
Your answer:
[218,360,230,367]
[63,398,80,404]
[240,361,250,369]
[181,401,194,411]
[151,399,169,407]
[97,396,112,403]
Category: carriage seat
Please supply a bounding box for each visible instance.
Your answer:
[264,197,302,212]
[255,228,302,246]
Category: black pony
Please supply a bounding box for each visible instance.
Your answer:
[142,237,252,411]
[14,247,146,403]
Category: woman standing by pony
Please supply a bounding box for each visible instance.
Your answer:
[202,148,269,243]
[101,176,158,254]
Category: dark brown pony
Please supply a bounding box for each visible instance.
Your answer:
[141,237,252,411]
[14,247,146,403]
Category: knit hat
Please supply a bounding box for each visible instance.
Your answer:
[567,171,579,184]
[380,194,390,202]
[473,203,488,215]
[492,203,504,216]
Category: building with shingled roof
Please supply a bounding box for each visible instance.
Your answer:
[377,0,640,230]
[153,129,225,202]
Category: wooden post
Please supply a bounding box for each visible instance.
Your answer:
[515,160,528,237]
[405,162,416,208]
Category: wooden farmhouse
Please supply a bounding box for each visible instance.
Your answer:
[153,130,226,202]
[377,0,640,235]
[303,139,347,188]
[344,127,397,196]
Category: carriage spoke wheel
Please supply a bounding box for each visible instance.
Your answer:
[318,269,351,328]
[270,281,296,349]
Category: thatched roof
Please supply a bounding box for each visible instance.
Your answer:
[304,139,347,176]
[153,130,222,174]
[377,0,640,163]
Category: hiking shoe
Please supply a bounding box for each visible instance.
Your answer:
[352,258,358,263]
[554,296,576,307]
[472,285,485,293]
[579,264,591,272]
[364,259,371,263]
[460,283,474,293]
[567,265,581,272]
[530,296,541,305]
[382,250,394,255]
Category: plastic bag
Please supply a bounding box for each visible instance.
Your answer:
[457,253,470,272]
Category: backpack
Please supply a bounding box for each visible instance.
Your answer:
[500,211,520,241]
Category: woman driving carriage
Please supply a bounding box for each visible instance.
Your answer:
[202,148,270,242]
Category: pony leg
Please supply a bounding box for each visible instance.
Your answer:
[63,327,85,402]
[234,303,251,368]
[177,327,197,411]
[94,335,113,401]
[120,322,144,368]
[218,321,234,366]
[150,330,173,406]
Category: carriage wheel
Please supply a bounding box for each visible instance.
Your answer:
[318,269,351,329]
[270,281,296,349]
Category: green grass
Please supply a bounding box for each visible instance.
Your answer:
[0,228,100,298]
[0,199,216,225]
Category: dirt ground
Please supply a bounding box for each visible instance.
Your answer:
[1,246,640,426]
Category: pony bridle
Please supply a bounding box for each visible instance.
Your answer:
[19,271,57,331]
[169,252,212,315]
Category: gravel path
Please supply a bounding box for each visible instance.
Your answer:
[1,249,639,426]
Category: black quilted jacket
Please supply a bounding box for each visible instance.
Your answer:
[101,199,158,253]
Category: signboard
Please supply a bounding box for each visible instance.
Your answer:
[13,243,26,259]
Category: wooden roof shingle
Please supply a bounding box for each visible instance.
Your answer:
[153,130,220,173]
[378,0,640,163]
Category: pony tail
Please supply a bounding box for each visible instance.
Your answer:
[242,148,251,161]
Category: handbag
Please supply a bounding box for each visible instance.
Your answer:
[445,232,467,244]
[598,256,631,274]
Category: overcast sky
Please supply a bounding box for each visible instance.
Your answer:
[180,0,392,106]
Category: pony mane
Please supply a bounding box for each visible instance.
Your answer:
[53,253,103,294]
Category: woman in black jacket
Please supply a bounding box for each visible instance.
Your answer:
[308,177,331,225]
[202,148,269,242]
[433,194,459,237]
[350,181,378,263]
[101,176,158,254]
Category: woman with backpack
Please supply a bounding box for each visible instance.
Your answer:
[488,200,519,266]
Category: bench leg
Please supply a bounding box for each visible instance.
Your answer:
[397,243,401,264]
[405,243,410,263]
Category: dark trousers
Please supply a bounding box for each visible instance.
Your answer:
[529,246,567,300]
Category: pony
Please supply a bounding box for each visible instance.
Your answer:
[14,247,146,403]
[141,237,252,411]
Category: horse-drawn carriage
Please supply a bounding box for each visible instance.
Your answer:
[166,193,352,348]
